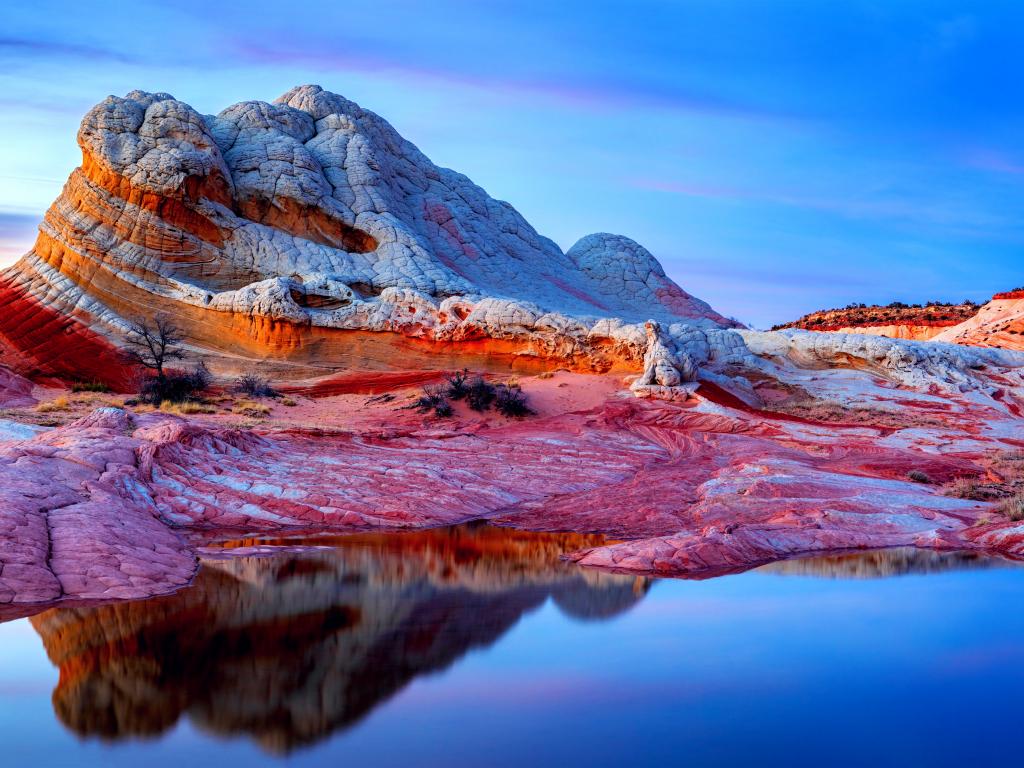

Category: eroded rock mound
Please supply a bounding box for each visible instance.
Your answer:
[936,290,1024,350]
[0,85,738,385]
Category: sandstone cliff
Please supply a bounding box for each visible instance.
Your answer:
[774,302,980,341]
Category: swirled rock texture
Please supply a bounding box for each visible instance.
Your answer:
[1,86,1024,616]
[0,85,738,386]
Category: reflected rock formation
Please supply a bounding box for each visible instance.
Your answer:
[30,524,648,754]
[759,546,1018,579]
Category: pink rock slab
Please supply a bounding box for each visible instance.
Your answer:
[1,370,1022,611]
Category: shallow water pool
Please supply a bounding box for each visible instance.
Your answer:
[1,525,1021,767]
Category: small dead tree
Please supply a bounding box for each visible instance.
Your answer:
[124,314,185,381]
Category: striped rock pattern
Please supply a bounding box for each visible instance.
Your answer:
[0,85,739,387]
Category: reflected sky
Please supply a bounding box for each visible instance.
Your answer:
[1,529,1022,767]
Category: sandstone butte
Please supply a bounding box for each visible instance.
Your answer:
[777,293,1024,349]
[1,85,1024,615]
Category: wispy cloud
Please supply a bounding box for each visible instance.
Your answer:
[627,176,1021,235]
[961,148,1024,176]
[0,36,141,65]
[226,38,796,122]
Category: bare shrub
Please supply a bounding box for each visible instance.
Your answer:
[234,399,271,417]
[236,372,278,398]
[944,475,993,500]
[445,369,471,400]
[999,493,1024,522]
[138,363,212,405]
[414,385,453,417]
[124,315,185,379]
[907,469,932,484]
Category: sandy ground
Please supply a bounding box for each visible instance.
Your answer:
[3,369,633,435]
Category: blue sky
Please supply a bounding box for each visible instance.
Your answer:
[1,0,1022,326]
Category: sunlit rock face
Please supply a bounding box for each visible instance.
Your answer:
[775,303,980,342]
[0,85,739,385]
[936,290,1024,351]
[30,525,648,754]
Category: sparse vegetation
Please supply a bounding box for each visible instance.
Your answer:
[124,315,214,405]
[36,395,70,413]
[138,362,212,405]
[233,399,272,417]
[281,397,298,407]
[414,385,453,417]
[772,299,982,332]
[235,372,278,398]
[907,469,932,484]
[70,380,110,393]
[466,376,497,412]
[160,400,216,415]
[944,475,994,501]
[999,493,1024,522]
[494,383,532,417]
[444,369,471,400]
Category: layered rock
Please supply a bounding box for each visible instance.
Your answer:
[0,85,738,386]
[774,302,980,341]
[936,290,1024,350]
[0,85,1023,614]
[1,330,1023,611]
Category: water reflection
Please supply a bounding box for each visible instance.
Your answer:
[759,547,1020,579]
[23,528,1020,757]
[29,523,649,754]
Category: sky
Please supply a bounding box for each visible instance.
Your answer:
[1,0,1022,327]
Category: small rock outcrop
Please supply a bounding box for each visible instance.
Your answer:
[936,290,1024,350]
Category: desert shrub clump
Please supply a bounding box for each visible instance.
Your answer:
[414,384,453,417]
[444,369,471,400]
[907,469,932,484]
[71,380,110,393]
[944,475,993,501]
[466,377,497,411]
[36,395,71,413]
[1000,493,1024,522]
[236,372,278,398]
[138,362,213,405]
[495,384,532,417]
